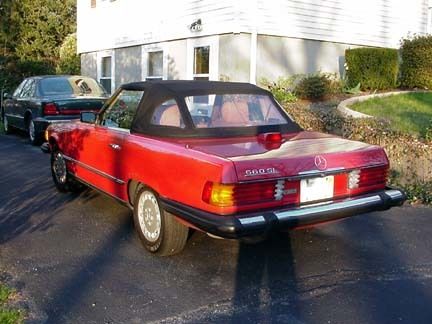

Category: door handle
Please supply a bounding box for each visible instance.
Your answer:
[109,143,121,150]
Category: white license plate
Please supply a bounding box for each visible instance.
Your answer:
[300,176,334,203]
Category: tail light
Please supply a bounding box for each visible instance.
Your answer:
[202,180,300,209]
[43,103,59,115]
[348,165,388,195]
[202,165,389,210]
[348,169,360,189]
[203,181,280,207]
[358,165,388,189]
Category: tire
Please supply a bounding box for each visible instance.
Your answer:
[51,148,84,193]
[133,187,189,256]
[28,117,41,145]
[3,115,13,134]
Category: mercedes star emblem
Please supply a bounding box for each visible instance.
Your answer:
[314,155,327,171]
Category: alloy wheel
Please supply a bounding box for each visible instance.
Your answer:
[53,152,67,184]
[29,120,35,142]
[137,191,162,243]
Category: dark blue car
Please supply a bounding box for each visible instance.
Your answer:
[2,75,108,145]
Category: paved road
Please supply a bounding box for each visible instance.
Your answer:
[1,133,432,324]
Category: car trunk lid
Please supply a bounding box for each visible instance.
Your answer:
[185,131,389,181]
[43,97,106,116]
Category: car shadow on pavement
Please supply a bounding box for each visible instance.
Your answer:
[0,164,79,245]
[230,233,301,323]
[44,210,134,323]
[335,216,432,323]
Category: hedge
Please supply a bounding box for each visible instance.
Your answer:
[345,47,399,90]
[399,35,432,89]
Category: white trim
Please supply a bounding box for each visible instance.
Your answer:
[250,32,257,84]
[141,43,168,80]
[428,6,432,34]
[186,35,219,81]
[97,49,115,94]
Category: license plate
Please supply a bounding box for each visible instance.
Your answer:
[300,176,334,203]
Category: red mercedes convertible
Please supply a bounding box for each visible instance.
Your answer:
[45,81,405,255]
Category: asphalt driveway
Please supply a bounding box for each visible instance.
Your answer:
[1,133,432,323]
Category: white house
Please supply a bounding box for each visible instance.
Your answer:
[77,0,431,93]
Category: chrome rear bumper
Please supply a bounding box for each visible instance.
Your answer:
[161,187,406,239]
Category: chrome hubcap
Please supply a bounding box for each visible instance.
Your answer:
[53,152,67,184]
[137,191,161,242]
[29,120,35,141]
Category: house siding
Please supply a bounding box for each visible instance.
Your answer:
[254,0,429,48]
[77,0,428,53]
[256,35,356,81]
[80,53,97,80]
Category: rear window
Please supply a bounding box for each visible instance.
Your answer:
[184,94,288,128]
[39,77,107,97]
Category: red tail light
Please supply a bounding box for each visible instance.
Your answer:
[348,165,388,195]
[202,181,278,207]
[258,132,282,143]
[43,103,59,115]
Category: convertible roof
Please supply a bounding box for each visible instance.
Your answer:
[122,80,270,96]
[127,80,301,137]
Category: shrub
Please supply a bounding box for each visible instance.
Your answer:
[294,73,337,100]
[260,76,297,104]
[399,34,432,89]
[345,47,399,90]
[0,55,54,93]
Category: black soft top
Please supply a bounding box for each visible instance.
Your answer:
[115,80,301,138]
[122,80,271,96]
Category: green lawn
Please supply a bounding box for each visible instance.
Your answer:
[350,92,432,138]
[0,285,23,324]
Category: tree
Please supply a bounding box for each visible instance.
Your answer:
[12,0,76,63]
[56,33,80,75]
[0,0,76,91]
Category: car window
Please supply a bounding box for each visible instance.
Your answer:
[39,76,107,97]
[150,99,185,128]
[184,94,288,128]
[101,90,144,130]
[13,80,27,98]
[19,79,36,98]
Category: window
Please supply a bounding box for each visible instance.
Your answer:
[39,76,107,97]
[193,46,210,81]
[147,51,163,80]
[184,94,288,128]
[151,100,184,128]
[13,80,27,98]
[101,90,144,130]
[20,79,36,98]
[100,56,112,93]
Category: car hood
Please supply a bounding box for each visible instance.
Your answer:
[182,131,389,181]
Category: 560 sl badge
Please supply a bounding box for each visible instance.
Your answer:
[245,168,279,177]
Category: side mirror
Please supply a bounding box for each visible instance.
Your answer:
[80,111,97,124]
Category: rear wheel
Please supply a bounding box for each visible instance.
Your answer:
[133,188,189,256]
[51,148,83,193]
[28,117,41,145]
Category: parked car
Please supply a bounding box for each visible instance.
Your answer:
[45,80,405,256]
[2,75,108,145]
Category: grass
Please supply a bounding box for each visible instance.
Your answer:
[0,285,23,324]
[350,92,432,138]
